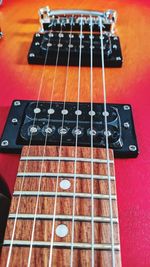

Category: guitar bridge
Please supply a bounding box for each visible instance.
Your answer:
[28,7,122,67]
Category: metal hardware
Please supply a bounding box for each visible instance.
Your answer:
[8,213,118,223]
[17,172,115,180]
[129,145,137,151]
[35,33,40,37]
[123,105,130,110]
[39,6,117,34]
[20,156,114,163]
[13,190,116,199]
[0,29,3,39]
[28,7,122,67]
[28,32,122,67]
[14,101,21,106]
[35,42,40,46]
[1,140,8,146]
[0,100,138,158]
[124,122,130,128]
[29,53,35,58]
[3,240,120,250]
[12,118,18,125]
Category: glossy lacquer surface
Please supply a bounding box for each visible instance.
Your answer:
[0,0,150,266]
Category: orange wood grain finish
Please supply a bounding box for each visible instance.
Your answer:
[1,0,150,106]
[0,146,121,266]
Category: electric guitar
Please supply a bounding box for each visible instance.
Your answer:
[0,1,150,266]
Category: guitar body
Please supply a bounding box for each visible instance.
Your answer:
[0,0,150,266]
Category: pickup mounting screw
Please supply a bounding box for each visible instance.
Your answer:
[29,53,35,57]
[1,140,9,146]
[129,145,137,151]
[123,105,130,110]
[113,44,117,49]
[124,122,130,128]
[35,33,40,37]
[116,57,121,61]
[14,101,21,106]
[0,31,3,39]
[12,118,18,124]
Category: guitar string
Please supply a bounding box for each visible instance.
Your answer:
[89,15,95,267]
[70,16,83,267]
[99,16,115,266]
[27,25,64,267]
[5,14,114,266]
[48,19,73,267]
[5,27,54,267]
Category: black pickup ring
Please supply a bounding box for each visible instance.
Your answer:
[28,32,122,67]
[0,100,138,158]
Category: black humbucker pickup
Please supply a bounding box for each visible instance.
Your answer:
[28,32,122,67]
[0,100,138,158]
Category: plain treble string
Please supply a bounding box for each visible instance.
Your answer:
[70,15,83,267]
[99,16,116,267]
[89,15,95,267]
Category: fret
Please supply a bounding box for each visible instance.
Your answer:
[13,191,116,200]
[8,214,118,223]
[0,146,121,267]
[20,156,114,164]
[21,146,114,159]
[3,240,120,250]
[17,172,115,180]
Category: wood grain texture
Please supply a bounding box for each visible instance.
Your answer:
[0,146,121,267]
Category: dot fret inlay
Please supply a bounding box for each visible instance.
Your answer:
[0,146,122,267]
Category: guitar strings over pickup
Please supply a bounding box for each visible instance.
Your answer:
[28,6,123,67]
[0,100,138,158]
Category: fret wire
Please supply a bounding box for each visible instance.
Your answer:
[3,240,120,251]
[8,214,118,223]
[99,16,115,267]
[20,156,114,164]
[17,172,115,180]
[13,191,117,199]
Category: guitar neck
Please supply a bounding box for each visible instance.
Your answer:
[0,145,121,267]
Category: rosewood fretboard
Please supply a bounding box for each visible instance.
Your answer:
[0,146,121,267]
